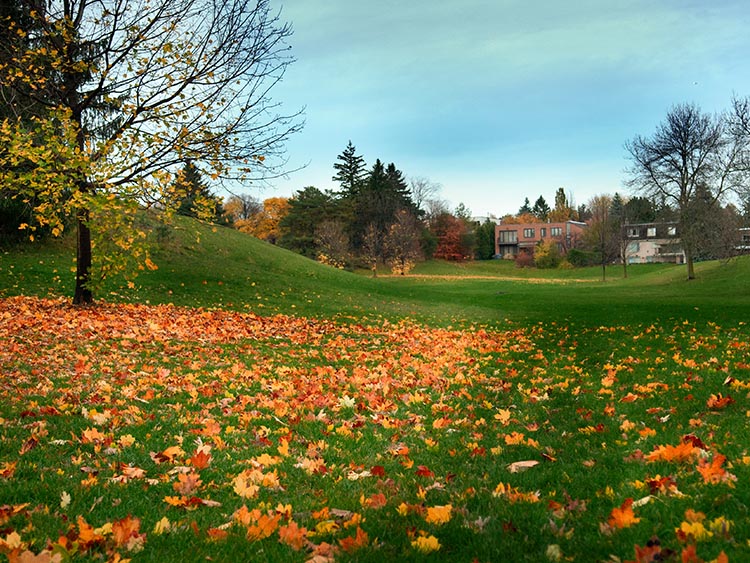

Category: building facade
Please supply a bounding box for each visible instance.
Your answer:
[494,221,587,258]
[624,222,685,264]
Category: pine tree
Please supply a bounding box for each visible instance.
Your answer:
[518,198,532,215]
[172,161,224,223]
[332,141,367,195]
[533,196,550,221]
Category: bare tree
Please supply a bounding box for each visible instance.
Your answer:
[584,195,618,281]
[409,177,441,212]
[625,103,745,280]
[0,0,302,303]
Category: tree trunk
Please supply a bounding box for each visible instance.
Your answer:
[601,261,606,282]
[686,252,695,280]
[73,208,93,304]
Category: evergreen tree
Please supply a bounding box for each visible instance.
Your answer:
[518,198,532,215]
[278,187,337,258]
[351,160,416,256]
[532,196,550,221]
[623,197,656,223]
[332,141,367,195]
[475,219,497,260]
[172,161,224,223]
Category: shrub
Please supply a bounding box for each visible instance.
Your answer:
[534,240,561,269]
[567,248,599,267]
[515,251,534,268]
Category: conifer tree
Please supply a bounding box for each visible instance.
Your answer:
[332,141,367,195]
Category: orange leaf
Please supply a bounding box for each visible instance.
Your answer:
[278,520,307,551]
[246,513,281,541]
[339,526,369,553]
[607,498,640,529]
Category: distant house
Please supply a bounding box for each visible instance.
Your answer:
[494,220,587,259]
[738,227,750,253]
[624,222,685,264]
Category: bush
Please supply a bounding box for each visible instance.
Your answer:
[534,240,561,269]
[567,248,599,268]
[515,251,534,268]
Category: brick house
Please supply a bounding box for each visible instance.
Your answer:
[495,220,587,259]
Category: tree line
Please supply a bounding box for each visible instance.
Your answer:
[221,141,497,273]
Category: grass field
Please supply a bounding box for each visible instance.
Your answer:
[1,221,749,562]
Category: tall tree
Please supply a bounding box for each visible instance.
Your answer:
[585,195,618,281]
[278,187,336,258]
[518,198,532,215]
[625,103,745,279]
[549,187,574,222]
[171,161,224,223]
[409,177,440,213]
[332,141,367,195]
[474,219,497,260]
[351,160,416,256]
[384,210,422,275]
[623,196,655,224]
[609,192,628,278]
[224,193,263,224]
[532,196,550,221]
[0,0,302,303]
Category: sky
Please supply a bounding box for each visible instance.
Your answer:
[257,0,750,218]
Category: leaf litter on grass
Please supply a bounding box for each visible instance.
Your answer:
[0,296,748,562]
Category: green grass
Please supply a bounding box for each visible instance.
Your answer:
[3,217,750,327]
[1,218,750,562]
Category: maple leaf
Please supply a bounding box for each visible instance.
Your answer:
[0,462,17,479]
[278,520,308,551]
[173,472,202,495]
[111,516,145,552]
[338,526,369,553]
[370,465,386,477]
[411,534,441,553]
[706,393,734,410]
[424,504,452,525]
[646,441,699,463]
[607,498,640,529]
[206,528,228,541]
[246,513,281,541]
[415,465,434,478]
[493,482,540,503]
[150,445,185,464]
[75,516,105,548]
[360,492,387,509]
[189,449,211,469]
[624,540,662,563]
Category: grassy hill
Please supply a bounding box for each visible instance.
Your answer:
[2,216,750,327]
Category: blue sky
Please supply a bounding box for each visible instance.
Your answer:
[261,0,750,217]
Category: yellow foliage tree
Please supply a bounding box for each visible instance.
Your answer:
[0,0,301,303]
[236,197,290,244]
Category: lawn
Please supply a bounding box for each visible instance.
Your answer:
[1,223,749,562]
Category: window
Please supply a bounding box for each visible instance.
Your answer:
[550,227,562,237]
[540,227,547,237]
[668,226,677,236]
[523,228,535,238]
[647,227,656,237]
[627,227,639,238]
[497,230,517,243]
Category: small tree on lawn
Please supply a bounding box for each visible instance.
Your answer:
[384,210,422,275]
